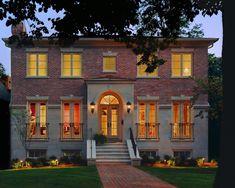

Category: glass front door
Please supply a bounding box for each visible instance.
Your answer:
[100,105,119,138]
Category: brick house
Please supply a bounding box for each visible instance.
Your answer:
[3,23,217,164]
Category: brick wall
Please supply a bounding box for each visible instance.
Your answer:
[11,41,208,105]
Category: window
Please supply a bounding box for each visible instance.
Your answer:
[137,55,158,77]
[27,53,47,77]
[172,101,193,139]
[28,102,48,138]
[139,150,159,159]
[172,53,192,77]
[103,56,116,72]
[173,150,191,159]
[62,150,81,157]
[28,149,47,158]
[62,53,81,77]
[137,102,159,139]
[61,102,82,139]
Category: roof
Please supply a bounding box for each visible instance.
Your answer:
[2,37,218,48]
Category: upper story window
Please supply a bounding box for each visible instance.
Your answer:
[27,53,47,77]
[62,53,81,77]
[172,53,192,77]
[103,56,116,72]
[137,55,158,77]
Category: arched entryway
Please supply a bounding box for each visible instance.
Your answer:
[99,92,123,142]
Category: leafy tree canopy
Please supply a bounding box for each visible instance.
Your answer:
[0,0,222,72]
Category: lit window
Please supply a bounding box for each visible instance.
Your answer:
[62,102,82,139]
[27,53,47,77]
[137,102,158,139]
[172,101,192,138]
[103,56,116,72]
[28,102,48,138]
[137,55,158,77]
[172,53,192,77]
[62,53,81,77]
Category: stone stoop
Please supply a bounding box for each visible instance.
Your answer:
[96,142,131,164]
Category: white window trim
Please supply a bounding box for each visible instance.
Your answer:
[171,52,193,78]
[136,55,159,78]
[26,53,48,78]
[102,56,117,72]
[61,53,82,78]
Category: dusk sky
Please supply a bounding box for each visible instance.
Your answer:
[0,11,222,75]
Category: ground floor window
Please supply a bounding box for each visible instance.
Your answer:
[137,102,159,139]
[173,150,192,159]
[27,102,48,139]
[61,102,82,139]
[27,149,47,158]
[171,100,193,139]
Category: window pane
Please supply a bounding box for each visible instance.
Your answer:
[38,59,47,76]
[63,54,71,76]
[138,103,146,138]
[183,61,192,76]
[183,54,191,62]
[73,54,80,62]
[103,56,116,71]
[72,68,81,76]
[40,103,47,136]
[172,54,181,77]
[149,104,156,123]
[101,109,108,135]
[28,54,37,76]
[138,64,147,76]
[183,101,190,123]
[74,103,80,135]
[29,103,36,136]
[63,103,70,135]
[38,54,47,62]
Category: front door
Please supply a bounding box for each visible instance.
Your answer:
[100,105,119,138]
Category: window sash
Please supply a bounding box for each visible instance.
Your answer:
[62,53,81,77]
[172,53,192,77]
[103,56,116,72]
[137,55,158,77]
[27,53,47,77]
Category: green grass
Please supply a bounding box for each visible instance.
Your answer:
[0,166,102,188]
[138,166,217,188]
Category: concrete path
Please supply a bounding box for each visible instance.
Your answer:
[96,164,177,188]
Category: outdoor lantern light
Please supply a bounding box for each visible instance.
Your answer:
[90,102,95,114]
[126,101,131,113]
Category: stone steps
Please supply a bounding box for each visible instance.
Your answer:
[96,142,131,164]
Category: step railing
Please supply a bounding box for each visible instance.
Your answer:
[87,139,96,166]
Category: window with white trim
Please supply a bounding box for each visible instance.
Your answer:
[103,56,116,72]
[172,53,192,77]
[27,53,47,77]
[62,53,81,77]
[137,55,158,77]
[28,102,48,138]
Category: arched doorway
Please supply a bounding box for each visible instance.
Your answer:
[99,93,122,142]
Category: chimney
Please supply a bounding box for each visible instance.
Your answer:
[11,21,26,36]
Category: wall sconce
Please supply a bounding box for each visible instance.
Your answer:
[90,102,95,114]
[126,101,131,113]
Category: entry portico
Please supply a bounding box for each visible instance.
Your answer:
[86,77,135,142]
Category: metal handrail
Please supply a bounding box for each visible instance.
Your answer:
[129,127,137,156]
[60,122,83,139]
[170,122,194,139]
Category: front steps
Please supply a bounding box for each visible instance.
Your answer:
[96,142,131,164]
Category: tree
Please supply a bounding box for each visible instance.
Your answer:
[0,0,222,72]
[192,53,222,160]
[0,63,7,83]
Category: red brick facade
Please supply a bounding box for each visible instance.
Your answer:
[10,39,210,105]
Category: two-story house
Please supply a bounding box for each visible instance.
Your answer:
[4,22,217,164]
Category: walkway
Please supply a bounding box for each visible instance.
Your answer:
[96,164,177,188]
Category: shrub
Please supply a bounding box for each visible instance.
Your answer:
[59,156,71,164]
[11,158,24,169]
[70,154,83,164]
[49,159,59,167]
[25,157,48,167]
[167,158,176,166]
[49,155,57,160]
[164,155,171,161]
[94,133,107,144]
[196,157,205,167]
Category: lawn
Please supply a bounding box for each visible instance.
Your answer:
[139,166,217,188]
[0,166,102,188]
